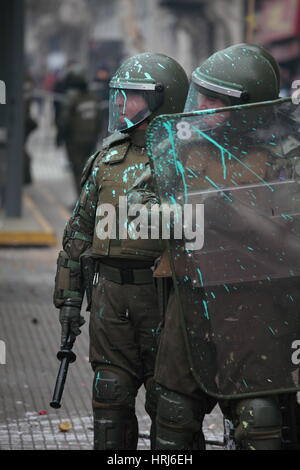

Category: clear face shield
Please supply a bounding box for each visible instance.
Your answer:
[183,82,231,132]
[184,82,229,113]
[184,75,249,131]
[108,81,164,133]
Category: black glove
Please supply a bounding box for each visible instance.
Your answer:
[59,304,85,349]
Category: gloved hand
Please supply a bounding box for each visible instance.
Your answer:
[59,305,85,348]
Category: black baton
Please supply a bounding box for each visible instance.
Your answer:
[50,339,76,409]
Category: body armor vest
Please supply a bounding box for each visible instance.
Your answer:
[91,135,163,260]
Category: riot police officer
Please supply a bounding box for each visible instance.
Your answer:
[130,44,300,450]
[53,52,189,450]
[153,44,300,450]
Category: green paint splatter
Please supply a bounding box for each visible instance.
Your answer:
[204,176,232,202]
[192,125,275,191]
[124,117,134,128]
[196,268,204,287]
[242,379,249,388]
[202,300,209,319]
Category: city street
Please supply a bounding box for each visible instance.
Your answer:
[0,104,224,450]
[3,0,300,454]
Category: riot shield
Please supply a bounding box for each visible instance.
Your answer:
[147,98,300,399]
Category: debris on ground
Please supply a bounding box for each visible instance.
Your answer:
[58,421,72,432]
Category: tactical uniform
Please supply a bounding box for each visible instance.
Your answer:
[130,44,300,450]
[53,52,189,450]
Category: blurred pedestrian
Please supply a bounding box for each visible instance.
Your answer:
[57,71,102,195]
[23,75,38,185]
[53,60,80,143]
[90,65,110,139]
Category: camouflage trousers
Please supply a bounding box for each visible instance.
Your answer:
[89,276,161,385]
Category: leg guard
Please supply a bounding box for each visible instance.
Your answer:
[156,387,205,450]
[234,397,282,450]
[279,394,300,450]
[92,366,139,450]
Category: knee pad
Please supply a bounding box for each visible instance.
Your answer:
[156,387,205,450]
[279,393,300,450]
[157,388,203,432]
[92,366,137,409]
[234,397,282,450]
[92,367,139,450]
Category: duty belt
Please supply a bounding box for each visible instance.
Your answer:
[93,263,154,285]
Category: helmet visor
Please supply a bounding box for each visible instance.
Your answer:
[108,86,163,133]
[184,82,229,113]
[184,82,231,131]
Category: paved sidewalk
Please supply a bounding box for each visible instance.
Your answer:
[0,107,224,450]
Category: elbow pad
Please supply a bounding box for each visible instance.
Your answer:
[53,250,84,308]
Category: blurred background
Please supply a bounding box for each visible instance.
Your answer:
[0,0,300,450]
[1,0,300,215]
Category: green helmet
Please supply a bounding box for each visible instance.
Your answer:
[184,43,279,112]
[108,52,189,133]
[245,43,280,92]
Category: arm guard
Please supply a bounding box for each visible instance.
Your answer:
[63,155,100,260]
[54,152,101,308]
[53,251,84,308]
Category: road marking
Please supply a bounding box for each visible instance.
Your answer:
[37,186,71,221]
[0,194,57,246]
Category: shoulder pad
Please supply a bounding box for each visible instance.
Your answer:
[102,141,131,164]
[80,150,102,187]
[102,131,130,149]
